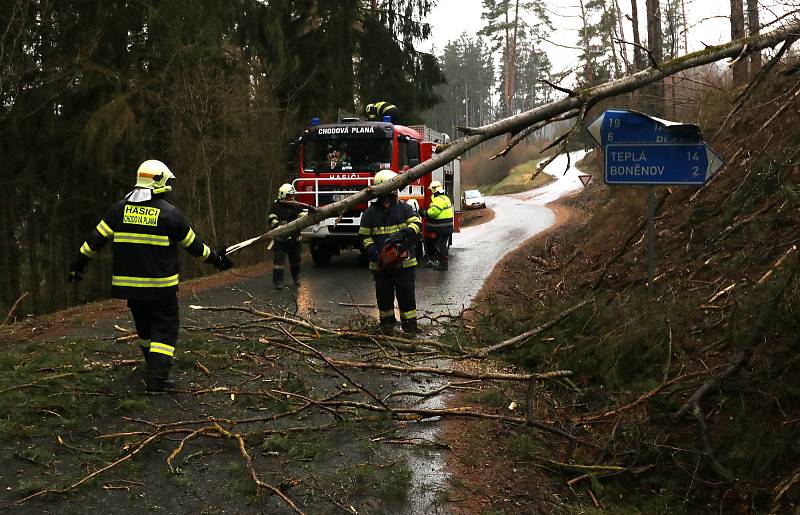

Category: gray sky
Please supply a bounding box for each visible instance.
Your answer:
[423,0,793,87]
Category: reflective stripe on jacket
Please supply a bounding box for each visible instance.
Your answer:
[78,195,211,300]
[426,193,454,233]
[267,200,305,241]
[359,200,421,270]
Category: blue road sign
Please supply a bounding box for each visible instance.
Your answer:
[605,143,723,185]
[587,109,703,147]
[586,109,724,185]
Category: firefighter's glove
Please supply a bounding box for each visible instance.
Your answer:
[367,245,379,263]
[206,248,234,271]
[68,254,88,283]
[419,209,427,218]
[400,227,415,239]
[298,210,308,218]
[385,232,405,246]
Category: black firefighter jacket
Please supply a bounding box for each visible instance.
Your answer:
[78,195,212,300]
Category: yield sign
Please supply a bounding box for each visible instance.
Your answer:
[579,174,593,188]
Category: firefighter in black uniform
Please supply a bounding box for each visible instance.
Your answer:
[267,183,307,290]
[68,160,233,392]
[359,170,422,334]
[365,101,400,123]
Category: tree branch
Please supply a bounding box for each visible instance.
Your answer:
[226,18,800,254]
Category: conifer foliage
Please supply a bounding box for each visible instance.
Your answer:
[0,0,441,316]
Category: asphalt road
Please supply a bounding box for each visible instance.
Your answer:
[56,151,587,514]
[200,151,588,326]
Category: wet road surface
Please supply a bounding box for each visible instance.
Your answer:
[61,151,587,514]
[272,150,586,322]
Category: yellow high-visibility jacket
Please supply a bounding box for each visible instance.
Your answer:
[426,193,454,234]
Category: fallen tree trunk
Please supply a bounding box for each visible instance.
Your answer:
[230,17,800,253]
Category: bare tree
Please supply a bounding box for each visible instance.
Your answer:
[747,0,762,74]
[645,0,665,114]
[504,0,521,116]
[730,0,748,86]
[630,0,645,72]
[614,0,630,72]
[578,0,595,85]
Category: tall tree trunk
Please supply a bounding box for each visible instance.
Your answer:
[730,0,748,86]
[27,191,41,315]
[578,0,595,85]
[0,192,21,309]
[630,0,645,72]
[645,0,665,115]
[607,0,622,77]
[681,0,689,54]
[747,0,761,74]
[614,0,630,72]
[508,0,519,114]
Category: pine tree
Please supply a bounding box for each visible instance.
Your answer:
[480,0,552,117]
[423,34,495,135]
[577,0,620,88]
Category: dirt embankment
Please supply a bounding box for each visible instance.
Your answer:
[460,207,495,228]
[472,202,577,305]
[442,69,800,514]
[442,198,583,515]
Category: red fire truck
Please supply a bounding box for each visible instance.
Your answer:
[289,117,461,265]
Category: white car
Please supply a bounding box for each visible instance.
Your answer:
[462,189,486,209]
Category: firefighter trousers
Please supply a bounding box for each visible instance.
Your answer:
[128,295,179,384]
[273,239,301,285]
[433,232,451,259]
[373,267,416,330]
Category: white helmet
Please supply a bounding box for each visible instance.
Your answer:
[373,170,398,186]
[277,183,296,200]
[429,180,444,193]
[135,160,175,194]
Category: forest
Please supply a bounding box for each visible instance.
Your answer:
[4,1,800,514]
[1,0,782,317]
[0,0,444,316]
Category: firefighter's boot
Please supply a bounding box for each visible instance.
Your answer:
[273,267,284,290]
[434,257,449,271]
[401,318,419,334]
[146,361,175,392]
[379,319,396,337]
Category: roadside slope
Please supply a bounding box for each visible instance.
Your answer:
[446,71,800,513]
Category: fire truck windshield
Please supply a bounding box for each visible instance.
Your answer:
[303,138,392,173]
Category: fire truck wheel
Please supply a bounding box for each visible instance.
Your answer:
[310,242,333,266]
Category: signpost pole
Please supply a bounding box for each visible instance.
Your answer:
[586,109,723,295]
[647,185,655,296]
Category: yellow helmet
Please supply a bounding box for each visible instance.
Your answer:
[135,160,175,194]
[277,183,296,200]
[373,170,398,187]
[429,181,444,193]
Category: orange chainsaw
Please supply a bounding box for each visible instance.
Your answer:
[377,237,409,271]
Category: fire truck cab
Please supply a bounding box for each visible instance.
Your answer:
[289,117,461,265]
